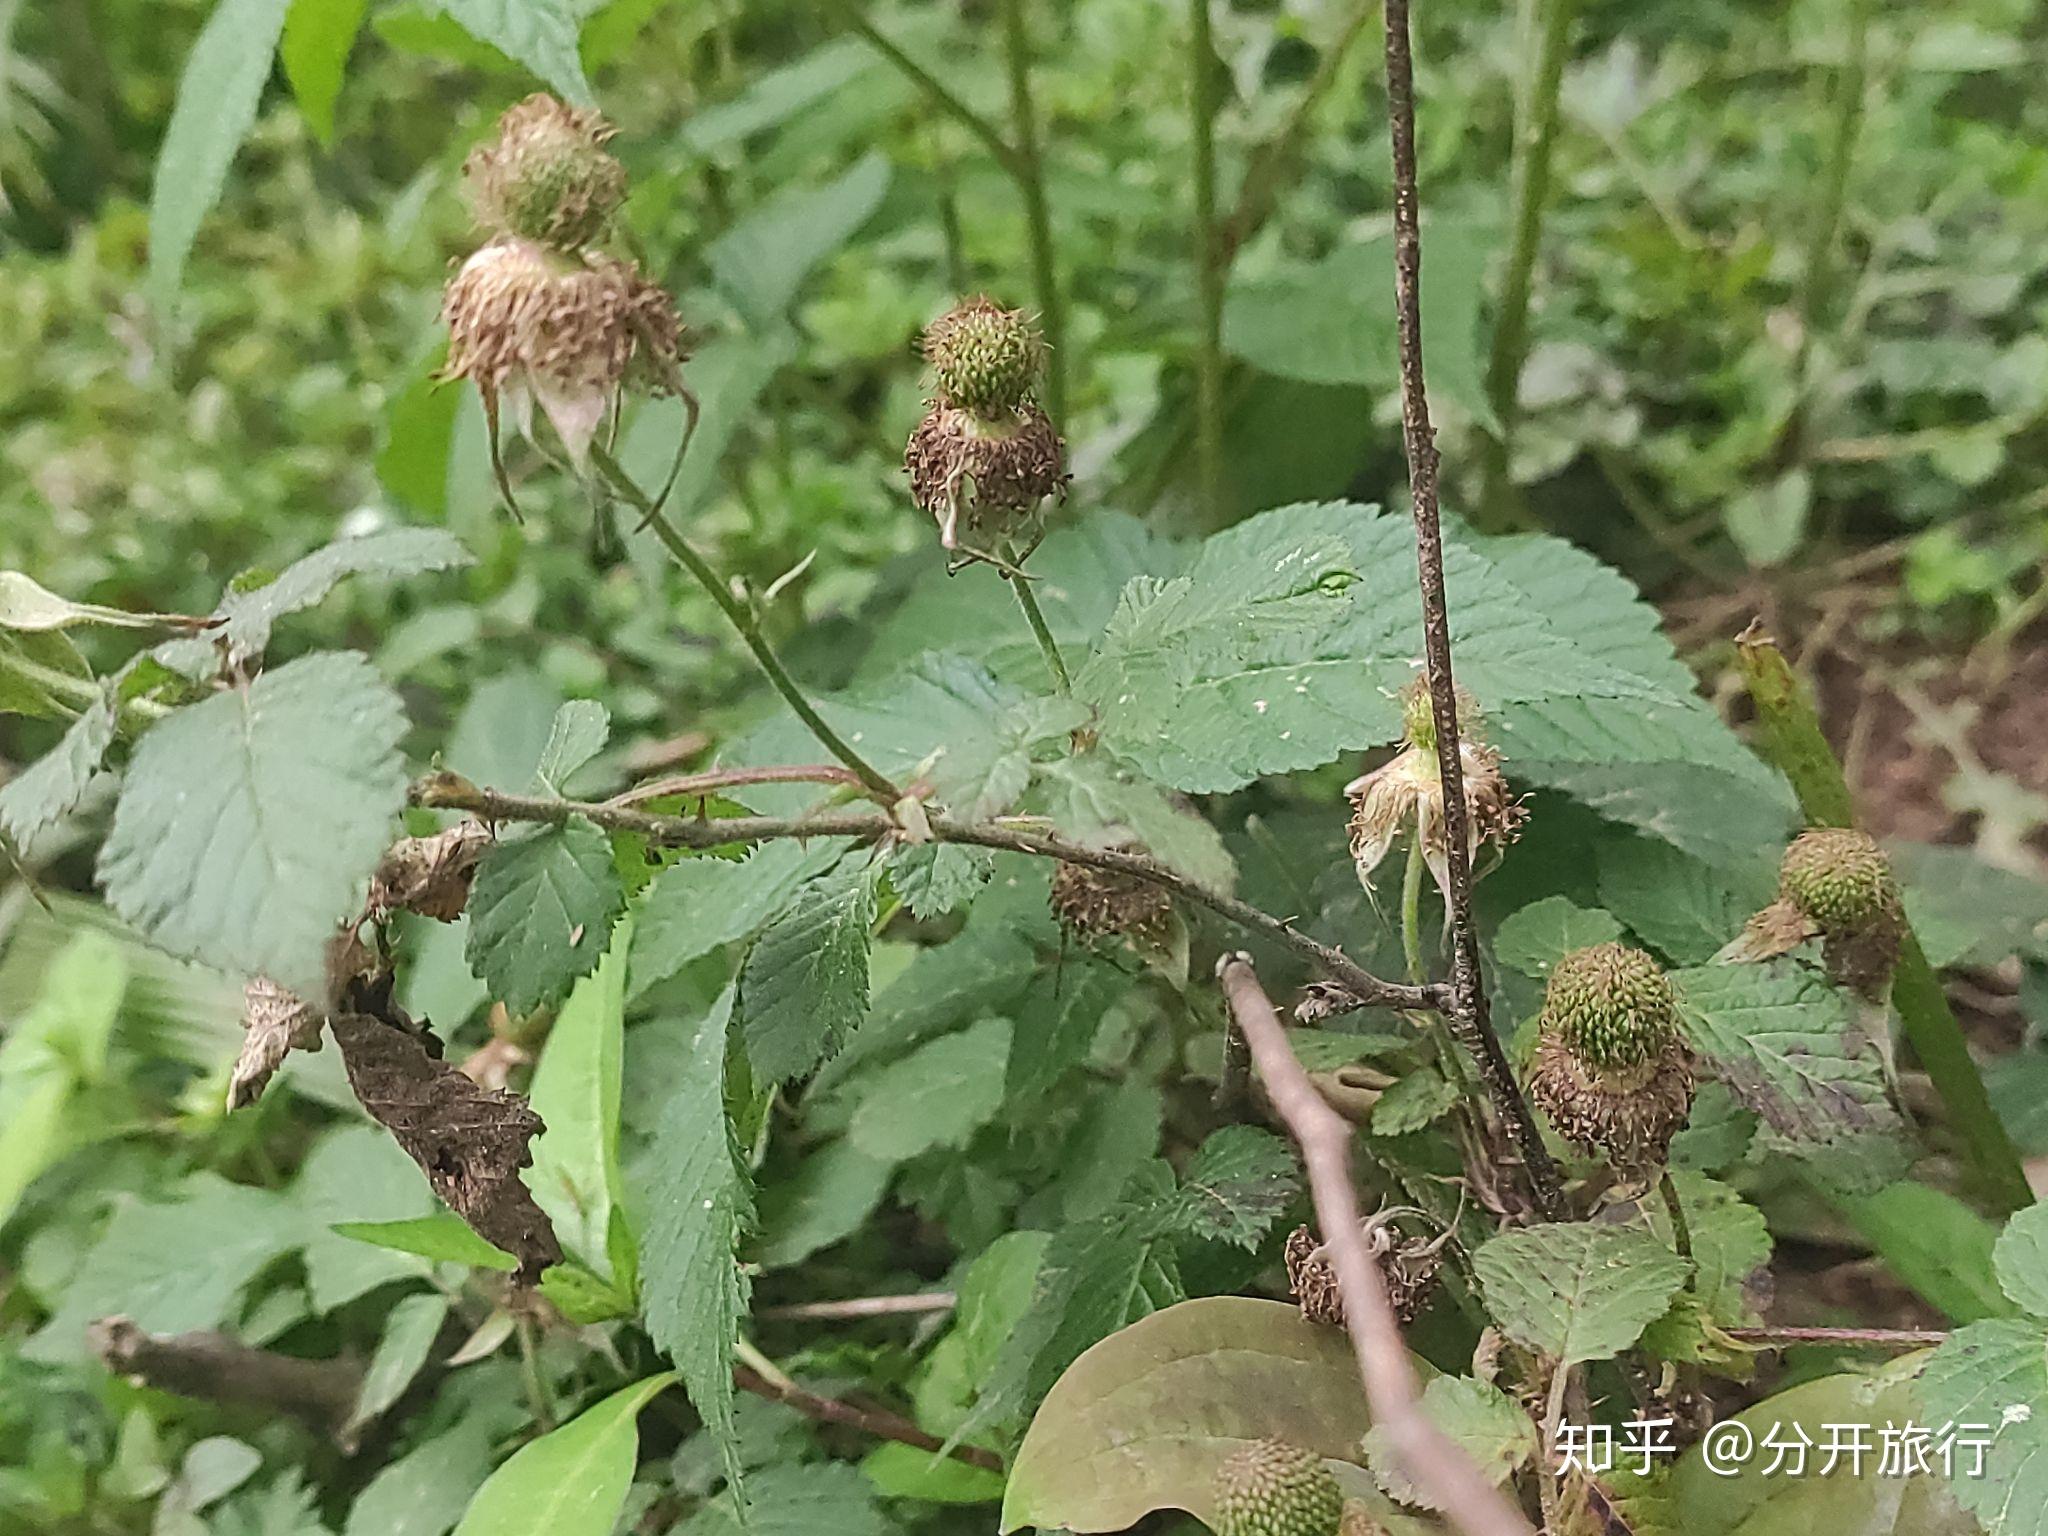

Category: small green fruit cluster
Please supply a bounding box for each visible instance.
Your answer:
[921,296,1047,416]
[1212,1438,1346,1536]
[463,94,627,251]
[1540,942,1679,1074]
[1527,943,1695,1170]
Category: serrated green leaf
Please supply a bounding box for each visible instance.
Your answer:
[466,815,625,1016]
[848,1018,1011,1162]
[215,528,473,664]
[531,700,609,793]
[1370,1068,1460,1136]
[1005,957,1123,1103]
[1363,1376,1534,1510]
[1169,1126,1299,1249]
[1033,754,1236,893]
[639,991,751,1503]
[1915,1325,2048,1536]
[1000,1297,1373,1534]
[452,1373,675,1536]
[97,651,407,995]
[678,1462,897,1536]
[888,843,994,919]
[740,859,878,1083]
[1474,1222,1690,1364]
[0,694,117,848]
[148,0,293,311]
[629,839,846,998]
[1493,897,1626,977]
[424,0,591,102]
[331,1215,517,1272]
[1995,1203,2048,1317]
[281,0,368,141]
[1053,1080,1164,1224]
[1647,1173,1770,1328]
[526,921,629,1271]
[1597,837,1775,966]
[1674,961,1910,1191]
[293,1124,438,1312]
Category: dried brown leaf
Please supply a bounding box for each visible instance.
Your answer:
[230,977,324,1110]
[367,821,493,923]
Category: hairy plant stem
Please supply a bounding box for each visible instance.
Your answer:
[1659,1171,1693,1267]
[1186,0,1226,521]
[1733,625,2030,1213]
[590,446,903,804]
[1381,0,1568,1222]
[1000,0,1067,422]
[1218,956,1535,1536]
[412,773,1443,1014]
[832,5,1021,174]
[1480,0,1577,528]
[1400,832,1428,984]
[1722,1325,1948,1350]
[1003,542,1071,691]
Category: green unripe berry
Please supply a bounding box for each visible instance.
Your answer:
[921,297,1046,415]
[1213,1439,1345,1536]
[464,94,627,250]
[1780,828,1898,933]
[1539,942,1678,1074]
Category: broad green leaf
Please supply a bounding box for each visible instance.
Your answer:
[466,815,625,1016]
[1170,1126,1299,1249]
[1363,1376,1534,1510]
[1052,1080,1165,1224]
[293,1123,438,1312]
[1222,223,1496,426]
[1369,1068,1460,1136]
[1033,754,1237,894]
[1674,961,1910,1191]
[0,694,118,847]
[1000,1297,1373,1534]
[1597,836,1775,966]
[347,1292,449,1434]
[1895,842,2048,968]
[731,653,1088,821]
[147,0,293,311]
[888,843,994,920]
[862,1441,1003,1505]
[445,668,566,790]
[423,0,591,102]
[740,860,878,1083]
[527,921,630,1271]
[343,1416,499,1536]
[1647,1173,1771,1325]
[848,1018,1011,1162]
[755,1140,894,1269]
[0,571,195,632]
[1995,1202,2048,1317]
[917,1232,1051,1438]
[451,1372,675,1536]
[1493,897,1626,978]
[678,1461,898,1536]
[332,1215,517,1272]
[639,991,752,1501]
[1918,1320,2048,1536]
[1005,956,1124,1104]
[214,528,473,663]
[1474,1222,1690,1365]
[707,153,890,323]
[1641,1366,1978,1535]
[0,1076,68,1235]
[619,330,797,531]
[630,839,847,997]
[532,700,609,793]
[281,0,368,141]
[1835,1183,2014,1324]
[97,651,408,996]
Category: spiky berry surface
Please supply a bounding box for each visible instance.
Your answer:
[921,297,1045,414]
[1780,828,1898,932]
[464,94,626,249]
[1212,1438,1345,1536]
[1539,942,1678,1073]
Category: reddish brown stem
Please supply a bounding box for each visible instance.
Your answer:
[733,1364,1001,1471]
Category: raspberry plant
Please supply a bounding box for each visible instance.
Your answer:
[2,10,2047,1536]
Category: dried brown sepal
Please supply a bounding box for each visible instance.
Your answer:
[1344,737,1525,897]
[1526,1030,1695,1173]
[441,238,684,464]
[230,976,324,1111]
[1048,859,1173,949]
[1337,1503,1391,1536]
[330,1010,562,1281]
[464,93,626,250]
[1716,896,1819,965]
[1283,1222,1440,1329]
[904,401,1068,552]
[368,822,494,923]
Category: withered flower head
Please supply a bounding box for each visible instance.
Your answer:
[464,93,627,250]
[441,238,683,465]
[1283,1217,1444,1331]
[905,399,1068,551]
[1048,857,1173,950]
[1526,943,1694,1170]
[1718,827,1903,1000]
[921,296,1047,415]
[1345,682,1524,900]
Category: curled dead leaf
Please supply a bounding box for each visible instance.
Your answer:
[231,977,324,1110]
[367,821,493,923]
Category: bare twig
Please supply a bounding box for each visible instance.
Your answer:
[411,772,1442,1014]
[1217,956,1534,1536]
[756,1292,958,1322]
[734,1363,1002,1471]
[1722,1325,1948,1350]
[89,1316,363,1439]
[607,763,869,809]
[831,4,1022,175]
[1380,0,1567,1221]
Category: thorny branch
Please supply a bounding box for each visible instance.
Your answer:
[733,1365,1002,1471]
[1379,0,1568,1222]
[1217,957,1534,1536]
[411,773,1442,1014]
